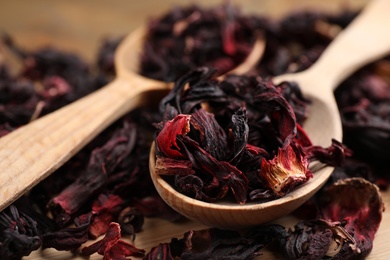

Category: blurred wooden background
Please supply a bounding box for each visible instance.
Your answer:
[0,0,368,62]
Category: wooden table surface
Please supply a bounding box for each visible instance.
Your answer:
[1,0,389,259]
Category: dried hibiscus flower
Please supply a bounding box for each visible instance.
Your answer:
[0,206,41,259]
[279,178,384,259]
[154,68,346,204]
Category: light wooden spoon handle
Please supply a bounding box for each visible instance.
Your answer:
[275,0,390,94]
[0,76,167,211]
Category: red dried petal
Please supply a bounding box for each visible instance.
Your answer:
[82,222,121,256]
[254,81,297,146]
[320,178,384,258]
[82,222,145,259]
[156,114,191,158]
[306,139,351,166]
[259,143,311,196]
[295,123,312,147]
[81,240,103,256]
[49,122,136,221]
[89,194,124,239]
[245,144,269,156]
[97,223,121,255]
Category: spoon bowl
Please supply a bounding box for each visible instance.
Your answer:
[150,94,337,229]
[150,0,390,229]
[150,145,331,229]
[0,22,265,211]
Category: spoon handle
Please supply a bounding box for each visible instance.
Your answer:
[307,0,390,89]
[0,77,167,211]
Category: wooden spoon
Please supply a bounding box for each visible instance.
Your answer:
[150,0,390,229]
[0,27,265,212]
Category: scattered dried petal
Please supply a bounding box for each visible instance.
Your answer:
[81,222,145,258]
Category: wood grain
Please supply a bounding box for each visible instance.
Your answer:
[2,0,389,259]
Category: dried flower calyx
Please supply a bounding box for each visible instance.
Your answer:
[279,178,384,259]
[154,68,346,203]
[81,222,145,259]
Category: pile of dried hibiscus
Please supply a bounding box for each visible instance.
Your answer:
[0,3,387,260]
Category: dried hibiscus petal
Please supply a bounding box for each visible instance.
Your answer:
[159,67,227,115]
[227,107,249,164]
[155,114,191,159]
[278,178,384,259]
[279,219,348,259]
[117,207,144,238]
[0,206,41,259]
[49,121,137,225]
[190,108,227,161]
[175,174,222,202]
[81,222,145,259]
[42,212,92,251]
[319,178,384,258]
[253,80,298,147]
[259,143,312,197]
[305,138,352,166]
[89,194,124,239]
[177,135,248,204]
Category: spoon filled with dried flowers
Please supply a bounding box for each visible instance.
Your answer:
[150,0,390,229]
[0,6,265,211]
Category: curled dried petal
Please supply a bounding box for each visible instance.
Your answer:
[190,109,227,160]
[81,222,145,259]
[156,114,191,158]
[89,194,124,239]
[259,143,312,197]
[319,178,384,258]
[177,135,248,204]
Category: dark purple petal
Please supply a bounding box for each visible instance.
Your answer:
[177,135,248,204]
[190,109,227,160]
